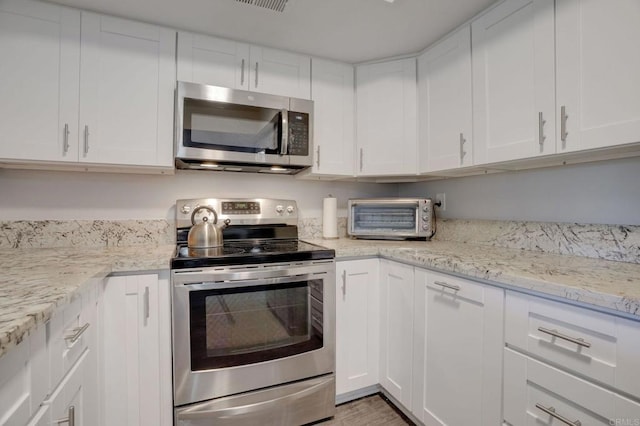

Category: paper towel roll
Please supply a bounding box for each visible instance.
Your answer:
[322,196,338,239]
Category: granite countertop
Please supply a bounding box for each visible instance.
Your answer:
[0,244,175,358]
[1,238,640,360]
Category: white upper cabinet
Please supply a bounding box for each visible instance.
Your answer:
[472,0,556,165]
[556,0,640,152]
[418,25,473,173]
[177,32,250,90]
[79,13,175,167]
[250,46,311,99]
[177,32,311,99]
[309,58,355,177]
[0,0,80,163]
[356,58,417,176]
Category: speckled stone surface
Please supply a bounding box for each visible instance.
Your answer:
[304,238,640,318]
[434,219,640,264]
[0,244,174,358]
[0,220,174,249]
[298,217,348,240]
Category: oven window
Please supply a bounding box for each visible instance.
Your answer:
[183,98,282,154]
[189,280,323,370]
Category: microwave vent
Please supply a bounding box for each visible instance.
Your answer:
[235,0,289,12]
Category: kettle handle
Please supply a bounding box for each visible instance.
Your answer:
[191,205,218,226]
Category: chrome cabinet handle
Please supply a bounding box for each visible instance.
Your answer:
[56,405,75,426]
[359,148,363,172]
[538,112,546,149]
[535,403,581,426]
[459,132,466,164]
[240,59,245,86]
[144,286,150,326]
[63,123,70,155]
[560,105,569,147]
[341,270,347,298]
[434,281,460,292]
[255,62,259,88]
[316,146,320,168]
[538,326,591,348]
[64,323,89,343]
[83,125,89,156]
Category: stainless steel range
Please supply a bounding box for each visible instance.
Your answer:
[171,198,336,426]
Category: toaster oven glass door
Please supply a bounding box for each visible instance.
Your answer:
[352,204,418,233]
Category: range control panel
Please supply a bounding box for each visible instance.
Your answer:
[176,198,298,228]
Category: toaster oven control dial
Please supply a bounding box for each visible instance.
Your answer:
[422,215,429,221]
[422,224,430,230]
[423,205,430,212]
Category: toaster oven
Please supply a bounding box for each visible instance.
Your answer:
[348,198,434,240]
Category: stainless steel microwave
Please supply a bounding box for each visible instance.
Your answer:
[348,198,434,240]
[175,81,313,174]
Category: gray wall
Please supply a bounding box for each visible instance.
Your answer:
[398,157,640,225]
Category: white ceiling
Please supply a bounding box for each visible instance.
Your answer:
[45,0,497,63]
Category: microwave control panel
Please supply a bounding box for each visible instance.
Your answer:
[287,112,309,156]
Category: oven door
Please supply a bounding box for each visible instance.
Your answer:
[172,260,335,406]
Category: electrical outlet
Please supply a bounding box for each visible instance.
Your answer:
[435,193,446,211]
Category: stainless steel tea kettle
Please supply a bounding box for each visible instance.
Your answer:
[187,206,230,248]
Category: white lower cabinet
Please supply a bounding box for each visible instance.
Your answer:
[379,260,415,409]
[504,348,640,426]
[100,272,172,426]
[335,259,380,397]
[412,269,504,425]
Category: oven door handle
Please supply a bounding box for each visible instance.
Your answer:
[172,263,332,287]
[175,273,324,292]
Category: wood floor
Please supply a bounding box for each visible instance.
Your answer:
[317,394,413,426]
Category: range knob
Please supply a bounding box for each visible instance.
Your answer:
[181,205,191,214]
[286,205,295,214]
[275,205,284,214]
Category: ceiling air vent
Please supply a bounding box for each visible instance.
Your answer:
[235,0,289,13]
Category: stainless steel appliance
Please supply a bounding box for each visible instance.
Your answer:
[175,82,313,174]
[171,198,336,426]
[348,197,435,240]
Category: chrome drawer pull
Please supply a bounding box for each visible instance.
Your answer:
[434,281,460,292]
[560,105,569,147]
[341,270,347,297]
[538,326,591,348]
[64,323,90,343]
[56,405,75,426]
[535,403,581,426]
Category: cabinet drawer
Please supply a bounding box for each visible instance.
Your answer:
[505,291,640,398]
[0,337,30,426]
[425,271,485,304]
[49,291,91,390]
[46,349,87,426]
[504,348,640,426]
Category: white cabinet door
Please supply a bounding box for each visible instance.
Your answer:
[418,26,473,173]
[472,0,555,165]
[47,350,88,426]
[177,32,250,90]
[101,273,172,426]
[556,0,640,152]
[413,270,503,426]
[379,260,414,409]
[504,348,640,426]
[0,0,80,163]
[309,59,355,177]
[335,259,380,397]
[249,46,311,99]
[79,13,175,167]
[356,58,417,176]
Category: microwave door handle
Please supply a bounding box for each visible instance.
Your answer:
[280,109,288,156]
